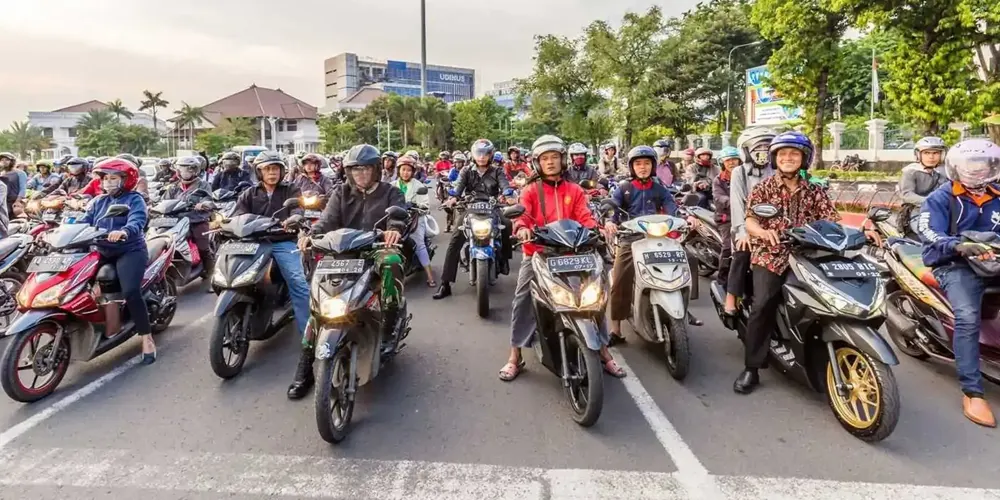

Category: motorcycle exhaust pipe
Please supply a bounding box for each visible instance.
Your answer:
[885,301,918,340]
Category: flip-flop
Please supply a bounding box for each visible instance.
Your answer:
[602,358,626,378]
[498,360,526,382]
[427,280,438,288]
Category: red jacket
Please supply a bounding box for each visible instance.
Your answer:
[504,161,531,181]
[81,177,102,197]
[513,179,597,256]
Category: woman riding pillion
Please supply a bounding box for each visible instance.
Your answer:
[394,155,438,287]
[501,135,623,381]
[79,159,157,364]
[713,147,741,293]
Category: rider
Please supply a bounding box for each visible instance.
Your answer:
[301,144,408,396]
[116,154,149,200]
[503,146,531,181]
[714,147,741,292]
[79,158,157,364]
[688,148,715,208]
[653,139,677,186]
[161,156,215,282]
[564,142,600,186]
[233,152,311,399]
[735,131,865,395]
[153,158,175,183]
[0,153,22,212]
[433,151,452,176]
[382,151,399,183]
[27,161,60,192]
[58,157,94,195]
[291,153,335,197]
[433,139,512,299]
[606,145,703,347]
[501,135,622,381]
[723,128,776,315]
[899,136,948,237]
[597,143,621,177]
[394,155,437,287]
[918,139,1000,428]
[212,152,251,192]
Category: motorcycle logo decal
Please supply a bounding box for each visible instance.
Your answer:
[564,196,572,205]
[991,210,1000,229]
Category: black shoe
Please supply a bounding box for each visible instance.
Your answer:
[287,347,315,400]
[498,260,510,276]
[733,369,760,394]
[687,313,703,326]
[432,283,452,300]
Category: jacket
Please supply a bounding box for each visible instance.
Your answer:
[59,173,92,195]
[80,190,148,256]
[729,163,774,240]
[513,179,597,257]
[655,160,676,186]
[292,173,335,196]
[564,164,600,186]
[919,182,1000,267]
[233,182,303,241]
[212,168,251,192]
[163,180,214,224]
[0,182,7,238]
[597,156,622,177]
[394,178,430,207]
[1,172,20,208]
[311,182,406,235]
[503,161,531,181]
[27,173,61,191]
[713,173,731,224]
[611,178,677,223]
[452,165,510,200]
[899,163,948,206]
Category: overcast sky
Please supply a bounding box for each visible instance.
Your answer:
[0,0,699,127]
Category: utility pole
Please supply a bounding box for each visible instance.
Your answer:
[726,40,764,134]
[420,0,428,98]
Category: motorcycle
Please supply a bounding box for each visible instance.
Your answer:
[708,204,900,442]
[0,204,177,402]
[456,196,506,318]
[146,191,213,287]
[403,191,438,279]
[307,206,413,443]
[683,203,723,278]
[510,205,609,427]
[207,200,301,379]
[0,233,39,334]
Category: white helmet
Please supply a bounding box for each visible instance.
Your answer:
[738,127,777,167]
[945,139,1000,189]
[914,136,947,165]
[530,135,567,174]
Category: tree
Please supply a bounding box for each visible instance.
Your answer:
[76,126,121,156]
[584,6,666,149]
[752,0,849,166]
[388,95,420,146]
[828,31,897,118]
[76,109,117,137]
[173,102,207,149]
[450,97,510,150]
[6,121,49,158]
[119,125,161,155]
[107,99,133,122]
[318,114,360,153]
[139,90,169,134]
[416,97,452,149]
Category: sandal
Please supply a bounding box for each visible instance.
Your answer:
[427,280,437,288]
[498,359,525,382]
[602,358,626,378]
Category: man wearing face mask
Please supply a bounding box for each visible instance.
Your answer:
[162,156,215,283]
[564,142,600,186]
[56,156,94,195]
[653,139,677,186]
[212,152,251,192]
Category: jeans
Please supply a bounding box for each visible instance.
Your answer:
[933,263,987,396]
[410,216,431,267]
[111,247,152,335]
[270,240,311,337]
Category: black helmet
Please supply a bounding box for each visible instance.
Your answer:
[252,151,287,180]
[66,156,90,175]
[344,144,381,168]
[157,158,171,169]
[175,156,202,182]
[115,153,141,168]
[220,151,241,170]
[627,146,657,179]
[470,139,495,166]
[53,154,73,166]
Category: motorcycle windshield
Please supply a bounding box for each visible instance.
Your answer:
[790,220,865,252]
[221,214,276,239]
[152,199,186,215]
[315,228,377,254]
[212,189,235,201]
[44,224,104,250]
[535,219,595,251]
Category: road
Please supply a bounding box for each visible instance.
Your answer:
[0,210,999,500]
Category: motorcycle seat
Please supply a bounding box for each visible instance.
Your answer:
[689,206,717,228]
[146,236,171,266]
[0,238,21,260]
[96,263,117,283]
[894,243,939,289]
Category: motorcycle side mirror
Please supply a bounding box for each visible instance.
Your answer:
[282,197,301,209]
[416,186,429,195]
[580,179,597,190]
[236,181,252,190]
[100,204,130,219]
[191,189,211,199]
[385,206,409,221]
[600,199,619,215]
[502,204,526,219]
[751,204,780,219]
[868,206,891,222]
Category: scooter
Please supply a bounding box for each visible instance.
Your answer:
[146,192,213,287]
[308,206,413,444]
[708,204,900,442]
[0,204,177,402]
[681,193,722,278]
[457,196,506,318]
[0,233,40,334]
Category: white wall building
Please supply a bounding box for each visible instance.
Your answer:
[27,100,165,159]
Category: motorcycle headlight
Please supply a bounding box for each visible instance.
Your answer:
[795,262,883,318]
[471,219,493,238]
[302,195,319,208]
[548,283,576,308]
[320,297,348,319]
[643,221,670,238]
[579,281,603,308]
[30,283,65,308]
[212,264,228,286]
[26,200,41,214]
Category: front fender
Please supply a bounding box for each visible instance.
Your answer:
[822,321,899,365]
[213,289,254,317]
[559,315,603,351]
[649,289,687,320]
[3,309,68,338]
[315,327,346,360]
[470,245,494,260]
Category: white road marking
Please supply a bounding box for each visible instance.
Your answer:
[611,348,724,499]
[716,475,1000,500]
[0,316,211,449]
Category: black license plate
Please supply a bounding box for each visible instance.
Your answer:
[547,254,599,273]
[152,217,179,228]
[220,242,260,255]
[643,250,687,264]
[316,258,366,275]
[817,261,880,279]
[27,255,79,273]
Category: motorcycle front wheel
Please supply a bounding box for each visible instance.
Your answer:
[1,323,70,403]
[476,260,490,318]
[316,344,355,444]
[209,305,250,379]
[151,278,178,333]
[825,345,900,442]
[663,315,690,380]
[564,333,603,427]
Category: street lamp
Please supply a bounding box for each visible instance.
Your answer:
[420,0,427,98]
[725,40,765,134]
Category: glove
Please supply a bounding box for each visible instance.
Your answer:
[955,242,991,257]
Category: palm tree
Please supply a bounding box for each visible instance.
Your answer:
[107,99,134,122]
[139,90,169,134]
[388,95,420,146]
[8,121,49,159]
[76,109,117,136]
[173,102,207,149]
[417,97,451,149]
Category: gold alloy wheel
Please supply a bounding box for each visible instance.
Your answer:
[826,347,881,429]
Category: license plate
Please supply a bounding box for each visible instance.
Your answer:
[817,261,880,279]
[63,211,84,219]
[27,255,79,273]
[643,250,687,264]
[42,212,58,222]
[315,258,366,275]
[467,202,491,212]
[219,242,260,255]
[151,217,179,228]
[304,210,322,218]
[547,254,599,273]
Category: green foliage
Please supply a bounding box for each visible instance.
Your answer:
[139,90,168,132]
[107,99,133,121]
[3,121,49,158]
[195,118,255,156]
[634,125,674,147]
[318,115,360,153]
[76,126,121,156]
[76,110,117,136]
[829,31,897,118]
[450,97,512,150]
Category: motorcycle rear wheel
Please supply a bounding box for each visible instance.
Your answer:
[316,345,355,444]
[825,345,900,442]
[565,333,603,427]
[209,306,250,379]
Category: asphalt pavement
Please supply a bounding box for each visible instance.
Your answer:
[0,210,999,500]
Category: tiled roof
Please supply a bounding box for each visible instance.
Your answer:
[199,84,318,120]
[52,100,109,113]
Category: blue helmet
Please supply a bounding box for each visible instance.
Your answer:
[493,151,503,163]
[719,146,740,162]
[768,131,813,171]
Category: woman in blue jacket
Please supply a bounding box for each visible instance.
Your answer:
[80,159,156,364]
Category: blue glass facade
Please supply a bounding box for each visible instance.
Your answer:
[384,60,474,103]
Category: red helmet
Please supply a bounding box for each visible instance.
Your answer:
[93,158,139,192]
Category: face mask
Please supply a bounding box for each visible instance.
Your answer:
[572,156,586,167]
[69,165,83,175]
[179,168,197,181]
[103,178,122,193]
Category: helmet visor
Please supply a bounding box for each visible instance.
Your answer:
[471,144,493,163]
[653,146,670,158]
[950,155,1000,188]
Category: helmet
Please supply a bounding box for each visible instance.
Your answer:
[683,147,695,157]
[423,153,432,161]
[209,156,219,168]
[452,150,462,157]
[252,151,287,181]
[453,153,467,164]
[54,154,73,166]
[175,156,202,182]
[397,155,418,175]
[568,142,588,156]
[0,152,15,167]
[627,146,657,179]
[157,158,171,170]
[439,151,450,159]
[530,135,567,174]
[914,136,947,164]
[470,139,495,165]
[404,150,420,161]
[738,127,777,166]
[653,139,673,159]
[719,146,741,162]
[694,147,713,166]
[93,158,139,195]
[945,139,1000,190]
[66,156,89,175]
[344,144,382,186]
[116,153,141,167]
[602,143,618,154]
[301,153,324,170]
[85,156,96,166]
[382,151,398,160]
[220,152,241,170]
[493,152,504,163]
[508,145,520,154]
[768,131,814,172]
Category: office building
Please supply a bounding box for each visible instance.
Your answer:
[324,52,475,111]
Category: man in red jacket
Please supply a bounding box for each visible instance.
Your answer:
[499,135,624,381]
